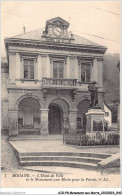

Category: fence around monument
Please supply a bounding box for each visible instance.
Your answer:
[63,132,120,146]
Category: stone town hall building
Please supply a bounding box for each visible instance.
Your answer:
[2,17,107,136]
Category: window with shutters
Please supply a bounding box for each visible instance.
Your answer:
[24,59,34,79]
[53,61,64,78]
[81,63,90,82]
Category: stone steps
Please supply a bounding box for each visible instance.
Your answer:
[19,156,102,164]
[20,160,98,170]
[16,151,111,171]
[19,152,111,159]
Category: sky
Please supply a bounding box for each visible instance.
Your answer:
[1,1,120,57]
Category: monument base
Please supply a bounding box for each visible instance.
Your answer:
[86,108,105,137]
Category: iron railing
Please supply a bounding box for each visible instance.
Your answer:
[42,77,77,86]
[63,132,120,146]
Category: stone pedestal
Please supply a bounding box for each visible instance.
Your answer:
[86,108,105,137]
[69,109,77,133]
[9,109,18,136]
[40,109,49,136]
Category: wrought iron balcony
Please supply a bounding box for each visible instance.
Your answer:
[42,77,77,87]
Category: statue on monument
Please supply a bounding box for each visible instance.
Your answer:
[88,81,98,108]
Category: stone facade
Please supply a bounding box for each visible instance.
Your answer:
[2,17,107,136]
[1,59,9,131]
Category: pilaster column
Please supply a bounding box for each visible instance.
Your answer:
[37,54,42,80]
[75,58,78,79]
[93,58,98,83]
[9,52,16,83]
[9,109,18,136]
[98,59,103,88]
[67,57,70,78]
[78,61,81,82]
[69,56,75,79]
[34,59,38,80]
[41,54,47,77]
[68,109,77,133]
[47,55,50,78]
[40,109,49,136]
[16,52,21,80]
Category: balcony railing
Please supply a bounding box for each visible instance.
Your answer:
[42,77,77,87]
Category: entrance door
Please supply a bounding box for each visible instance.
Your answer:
[48,105,61,134]
[24,107,33,126]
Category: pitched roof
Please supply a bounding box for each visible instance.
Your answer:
[71,34,101,47]
[9,27,103,48]
[11,28,45,40]
[104,102,112,111]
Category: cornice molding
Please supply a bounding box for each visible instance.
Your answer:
[77,56,94,65]
[78,56,103,61]
[39,54,48,57]
[8,51,16,55]
[69,56,76,59]
[20,54,38,62]
[96,56,104,61]
[77,56,95,60]
[6,40,106,54]
[19,52,38,56]
[49,54,68,58]
[49,54,67,64]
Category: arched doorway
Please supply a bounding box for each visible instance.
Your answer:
[18,97,40,134]
[48,103,63,134]
[77,99,90,133]
[48,98,70,135]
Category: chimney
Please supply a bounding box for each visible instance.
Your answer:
[23,25,26,33]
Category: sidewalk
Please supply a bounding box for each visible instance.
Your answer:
[10,139,120,154]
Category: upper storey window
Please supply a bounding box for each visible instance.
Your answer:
[81,63,90,83]
[53,61,64,78]
[105,112,109,117]
[24,59,34,79]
